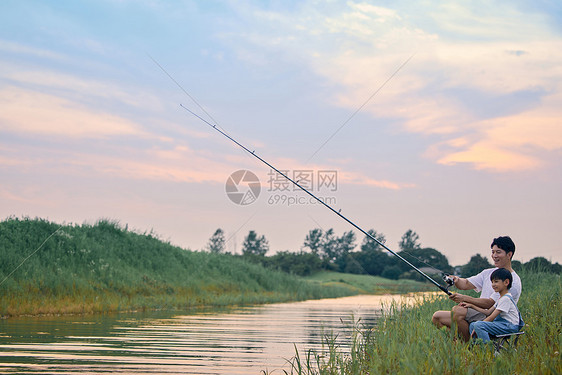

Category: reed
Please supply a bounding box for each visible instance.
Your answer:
[285,269,561,374]
[0,217,356,317]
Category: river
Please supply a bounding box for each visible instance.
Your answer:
[0,294,410,374]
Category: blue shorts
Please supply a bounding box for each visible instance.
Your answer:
[469,316,519,342]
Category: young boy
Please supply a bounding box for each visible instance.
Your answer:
[431,236,522,342]
[461,268,524,342]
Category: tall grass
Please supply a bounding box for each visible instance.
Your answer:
[0,217,356,317]
[305,271,433,294]
[285,269,561,374]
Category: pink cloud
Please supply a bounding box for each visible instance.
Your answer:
[437,141,541,171]
[0,87,147,138]
[241,1,562,173]
[434,93,562,171]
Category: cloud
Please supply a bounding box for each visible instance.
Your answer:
[0,86,146,138]
[339,172,415,190]
[269,158,413,190]
[436,92,562,170]
[0,136,413,192]
[0,38,407,189]
[0,43,166,140]
[437,141,541,171]
[0,139,236,185]
[225,0,562,172]
[1,58,164,111]
[0,39,67,61]
[0,185,41,205]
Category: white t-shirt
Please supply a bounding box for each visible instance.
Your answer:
[467,268,522,303]
[495,293,520,325]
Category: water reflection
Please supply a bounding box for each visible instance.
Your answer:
[0,294,406,374]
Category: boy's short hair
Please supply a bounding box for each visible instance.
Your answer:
[490,267,513,289]
[491,236,516,257]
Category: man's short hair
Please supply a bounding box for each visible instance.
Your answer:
[490,267,513,289]
[491,236,516,257]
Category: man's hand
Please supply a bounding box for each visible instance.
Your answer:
[449,292,466,303]
[452,276,475,291]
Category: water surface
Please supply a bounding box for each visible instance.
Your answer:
[0,294,407,374]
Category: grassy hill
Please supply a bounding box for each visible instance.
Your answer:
[1,218,360,317]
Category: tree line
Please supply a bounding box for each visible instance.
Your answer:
[205,228,561,279]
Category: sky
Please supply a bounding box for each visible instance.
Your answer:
[1,0,561,267]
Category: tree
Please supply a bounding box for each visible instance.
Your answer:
[315,229,357,271]
[461,254,492,277]
[344,253,365,274]
[268,250,322,276]
[381,265,402,280]
[302,228,323,255]
[398,247,452,273]
[354,249,391,276]
[242,230,269,257]
[399,229,421,251]
[360,229,386,253]
[206,228,226,253]
[511,260,522,271]
[351,229,389,276]
[525,257,553,272]
[334,231,356,271]
[303,228,362,271]
[320,228,338,262]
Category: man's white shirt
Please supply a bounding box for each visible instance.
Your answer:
[467,268,522,303]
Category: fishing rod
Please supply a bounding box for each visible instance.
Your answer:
[179,104,452,296]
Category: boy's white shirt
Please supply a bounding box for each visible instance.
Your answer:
[494,292,520,325]
[467,268,522,303]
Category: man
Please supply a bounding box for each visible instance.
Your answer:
[432,236,522,341]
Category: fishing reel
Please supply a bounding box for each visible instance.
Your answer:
[442,274,455,292]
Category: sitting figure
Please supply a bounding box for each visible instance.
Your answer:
[461,268,524,342]
[431,236,522,342]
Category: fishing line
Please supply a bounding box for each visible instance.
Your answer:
[305,54,415,163]
[224,210,260,254]
[178,103,451,295]
[150,56,451,295]
[148,54,254,165]
[0,225,63,287]
[148,53,220,129]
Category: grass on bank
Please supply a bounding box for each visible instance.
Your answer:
[0,218,428,317]
[284,270,561,374]
[305,271,433,294]
[0,218,358,317]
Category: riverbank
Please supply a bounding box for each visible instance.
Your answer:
[287,269,561,374]
[0,218,342,317]
[0,218,429,318]
[305,271,432,294]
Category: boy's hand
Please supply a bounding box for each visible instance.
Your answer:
[460,302,474,309]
